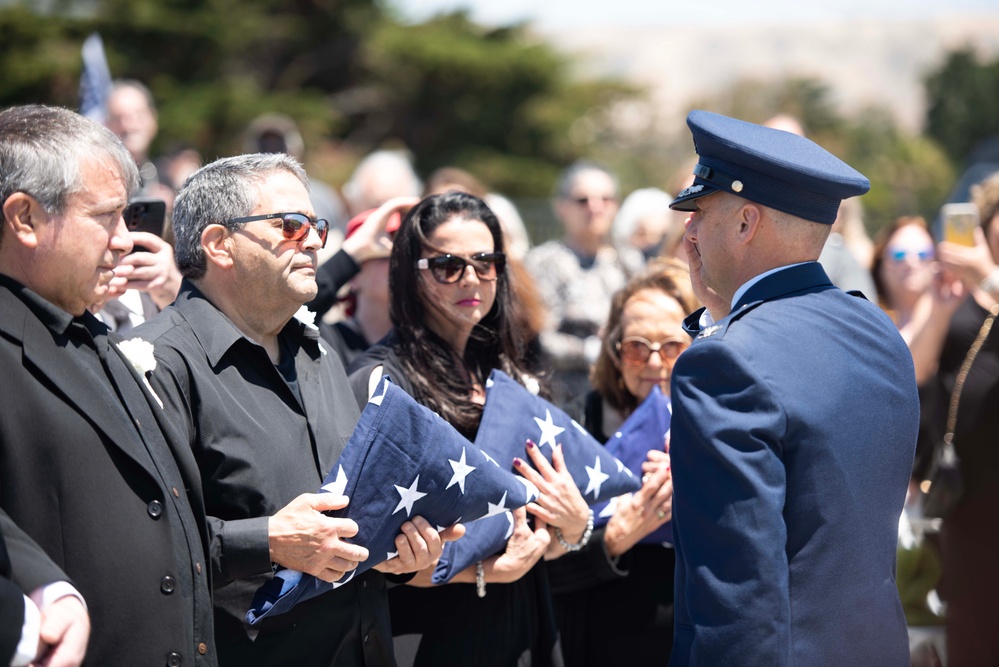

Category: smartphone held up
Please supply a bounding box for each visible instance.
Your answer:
[941,202,979,247]
[124,197,166,253]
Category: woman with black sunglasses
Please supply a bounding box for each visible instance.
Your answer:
[348,191,588,666]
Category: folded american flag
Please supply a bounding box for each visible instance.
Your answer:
[247,377,538,623]
[433,370,640,584]
[592,385,673,546]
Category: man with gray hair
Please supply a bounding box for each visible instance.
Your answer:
[0,104,215,665]
[525,161,643,407]
[132,153,454,666]
[342,149,422,217]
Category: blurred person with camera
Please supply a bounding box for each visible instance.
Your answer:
[905,172,999,666]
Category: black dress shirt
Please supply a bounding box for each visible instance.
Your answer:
[134,281,394,667]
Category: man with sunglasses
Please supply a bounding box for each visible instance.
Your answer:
[130,154,454,666]
[666,112,919,666]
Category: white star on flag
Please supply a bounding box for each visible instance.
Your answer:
[321,465,348,497]
[446,447,476,494]
[584,456,611,499]
[393,475,428,517]
[482,450,500,467]
[599,495,619,518]
[516,476,540,503]
[387,551,398,560]
[330,569,356,590]
[533,409,565,450]
[369,378,390,406]
[571,419,589,436]
[505,511,515,539]
[485,490,510,518]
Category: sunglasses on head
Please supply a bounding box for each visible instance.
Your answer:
[416,252,505,284]
[887,247,933,263]
[227,212,329,248]
[616,335,689,366]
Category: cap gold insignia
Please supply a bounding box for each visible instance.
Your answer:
[731,180,743,193]
[699,325,721,339]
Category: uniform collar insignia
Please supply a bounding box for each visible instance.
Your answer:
[698,324,721,339]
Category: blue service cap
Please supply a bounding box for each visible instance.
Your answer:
[670,110,870,224]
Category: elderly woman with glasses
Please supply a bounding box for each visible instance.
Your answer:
[348,191,589,666]
[547,259,696,666]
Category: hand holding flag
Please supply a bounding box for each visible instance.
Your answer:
[593,386,674,547]
[247,377,537,623]
[433,370,641,583]
[475,370,640,503]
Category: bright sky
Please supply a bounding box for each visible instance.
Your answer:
[390,0,998,28]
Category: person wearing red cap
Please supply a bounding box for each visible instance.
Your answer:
[319,204,408,366]
[308,198,416,325]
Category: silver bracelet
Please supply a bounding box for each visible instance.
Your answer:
[475,561,486,598]
[555,509,594,552]
[980,267,999,295]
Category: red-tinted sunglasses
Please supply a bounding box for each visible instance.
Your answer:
[228,212,329,248]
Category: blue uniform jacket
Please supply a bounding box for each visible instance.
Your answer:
[669,262,917,666]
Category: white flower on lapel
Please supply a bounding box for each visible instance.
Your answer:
[294,305,318,330]
[117,338,163,408]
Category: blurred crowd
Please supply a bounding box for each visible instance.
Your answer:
[1,80,997,667]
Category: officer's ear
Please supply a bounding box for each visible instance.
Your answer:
[736,202,762,245]
[201,224,235,270]
[2,192,49,250]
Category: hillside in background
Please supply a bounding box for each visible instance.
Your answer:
[547,15,999,135]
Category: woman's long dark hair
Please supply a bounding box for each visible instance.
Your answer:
[389,191,531,438]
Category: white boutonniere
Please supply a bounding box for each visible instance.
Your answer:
[294,305,318,330]
[117,338,163,408]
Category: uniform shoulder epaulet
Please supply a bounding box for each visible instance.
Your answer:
[845,289,869,301]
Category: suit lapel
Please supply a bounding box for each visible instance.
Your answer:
[15,305,160,482]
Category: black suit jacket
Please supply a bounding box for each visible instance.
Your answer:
[0,279,216,666]
[0,524,23,666]
[0,511,68,664]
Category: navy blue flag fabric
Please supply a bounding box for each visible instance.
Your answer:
[246,377,539,624]
[79,33,112,123]
[433,369,641,584]
[592,385,673,546]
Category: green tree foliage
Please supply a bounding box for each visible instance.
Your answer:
[0,1,637,196]
[1,0,382,160]
[925,47,999,166]
[354,12,637,196]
